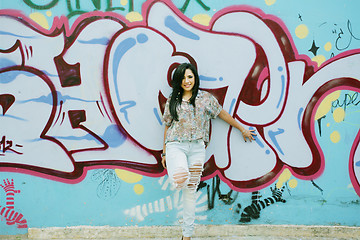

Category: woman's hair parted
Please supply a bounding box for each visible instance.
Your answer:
[169,63,200,121]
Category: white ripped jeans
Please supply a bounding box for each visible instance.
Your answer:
[166,140,206,237]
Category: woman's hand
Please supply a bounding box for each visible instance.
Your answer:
[161,156,167,169]
[218,109,257,142]
[241,129,257,142]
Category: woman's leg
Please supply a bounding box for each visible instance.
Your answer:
[181,141,206,238]
[166,141,205,238]
[166,142,190,190]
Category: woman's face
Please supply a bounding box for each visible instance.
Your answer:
[181,68,195,93]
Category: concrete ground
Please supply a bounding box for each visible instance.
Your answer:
[1,225,360,240]
[0,236,356,240]
[1,236,359,240]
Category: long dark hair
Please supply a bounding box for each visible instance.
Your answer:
[169,63,200,121]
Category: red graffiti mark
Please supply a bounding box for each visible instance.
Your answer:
[68,110,109,154]
[54,55,82,87]
[1,179,19,193]
[0,136,23,156]
[0,65,78,180]
[0,94,15,115]
[0,39,26,67]
[349,129,360,197]
[0,179,20,207]
[0,206,28,228]
[0,179,27,229]
[68,110,86,128]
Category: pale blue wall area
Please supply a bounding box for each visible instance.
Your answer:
[1,0,360,236]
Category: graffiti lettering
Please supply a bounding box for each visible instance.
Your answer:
[317,115,326,137]
[179,0,210,13]
[204,176,238,210]
[331,92,360,112]
[0,136,23,156]
[335,20,360,51]
[0,1,360,199]
[23,0,128,19]
[23,0,59,10]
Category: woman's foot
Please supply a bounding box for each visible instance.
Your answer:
[183,237,191,240]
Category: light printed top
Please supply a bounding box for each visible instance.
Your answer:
[163,90,222,144]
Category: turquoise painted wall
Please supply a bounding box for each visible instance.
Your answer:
[1,0,360,235]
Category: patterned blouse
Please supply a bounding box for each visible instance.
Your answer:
[163,90,222,144]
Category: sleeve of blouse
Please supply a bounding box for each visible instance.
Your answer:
[206,92,223,119]
[162,98,173,126]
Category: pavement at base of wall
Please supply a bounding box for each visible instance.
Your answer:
[1,236,359,240]
[0,237,358,240]
[1,224,360,240]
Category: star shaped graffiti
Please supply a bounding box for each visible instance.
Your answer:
[309,40,319,56]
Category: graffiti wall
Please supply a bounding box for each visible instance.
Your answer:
[1,0,360,235]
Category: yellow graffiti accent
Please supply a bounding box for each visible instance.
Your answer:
[115,169,143,183]
[276,168,292,188]
[126,11,143,22]
[324,42,332,52]
[311,55,326,67]
[29,12,49,29]
[134,184,144,195]
[192,14,211,26]
[120,0,128,6]
[46,11,52,17]
[295,24,309,39]
[265,0,276,6]
[288,179,298,188]
[315,90,341,120]
[333,107,345,122]
[330,131,340,143]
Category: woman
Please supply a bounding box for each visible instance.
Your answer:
[162,63,256,239]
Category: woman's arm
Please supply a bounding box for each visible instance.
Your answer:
[218,109,256,142]
[161,125,169,168]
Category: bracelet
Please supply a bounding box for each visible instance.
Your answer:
[161,153,166,157]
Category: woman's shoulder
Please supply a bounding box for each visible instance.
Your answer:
[197,90,213,99]
[197,89,211,96]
